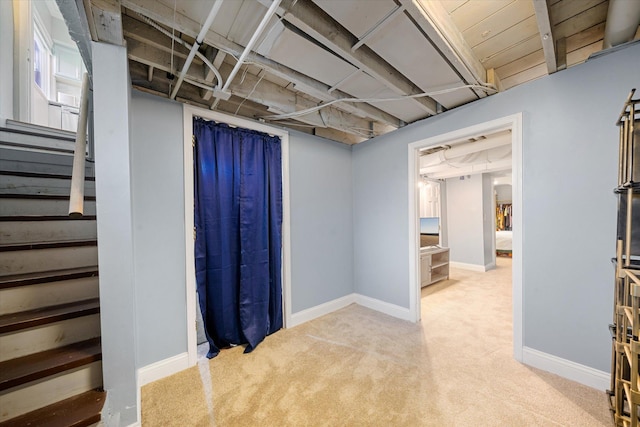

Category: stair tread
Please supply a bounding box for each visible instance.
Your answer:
[0,389,106,427]
[0,170,95,181]
[0,298,100,334]
[0,123,76,141]
[0,193,97,201]
[0,338,101,391]
[0,239,97,252]
[0,266,99,289]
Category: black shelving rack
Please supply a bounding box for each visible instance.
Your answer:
[610,88,640,427]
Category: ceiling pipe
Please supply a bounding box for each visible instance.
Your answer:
[423,159,512,180]
[169,0,225,100]
[420,133,511,168]
[603,0,640,49]
[211,0,282,109]
[421,145,512,174]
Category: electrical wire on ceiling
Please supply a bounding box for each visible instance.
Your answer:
[234,73,265,115]
[261,84,498,121]
[137,13,224,88]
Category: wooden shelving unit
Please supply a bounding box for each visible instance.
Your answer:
[610,89,640,427]
[420,246,449,287]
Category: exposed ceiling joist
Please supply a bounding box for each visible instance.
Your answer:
[277,0,438,115]
[125,37,379,139]
[422,158,512,179]
[532,0,557,74]
[120,0,402,128]
[351,5,405,52]
[122,15,198,63]
[400,0,488,97]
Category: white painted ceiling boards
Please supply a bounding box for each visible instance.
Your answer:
[62,0,640,144]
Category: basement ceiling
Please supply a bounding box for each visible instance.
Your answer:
[69,0,640,145]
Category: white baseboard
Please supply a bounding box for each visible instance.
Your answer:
[449,261,489,272]
[354,293,413,321]
[485,261,496,271]
[289,294,356,327]
[137,352,190,387]
[522,346,610,391]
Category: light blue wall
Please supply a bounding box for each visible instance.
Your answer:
[130,90,186,368]
[126,94,354,369]
[92,42,137,426]
[352,43,640,372]
[352,132,410,307]
[445,174,485,266]
[288,132,354,312]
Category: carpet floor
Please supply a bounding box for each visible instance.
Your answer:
[141,258,611,426]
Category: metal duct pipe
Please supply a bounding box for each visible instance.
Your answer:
[420,132,511,168]
[169,0,225,100]
[424,159,512,180]
[603,0,640,49]
[211,0,282,109]
[421,145,511,175]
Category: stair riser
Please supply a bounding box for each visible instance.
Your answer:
[0,361,102,422]
[0,220,97,245]
[0,146,94,177]
[0,314,101,362]
[0,175,95,197]
[0,198,97,216]
[1,220,97,244]
[0,277,99,315]
[0,246,98,276]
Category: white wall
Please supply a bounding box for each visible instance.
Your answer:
[352,43,640,373]
[495,184,512,203]
[482,173,495,267]
[0,1,13,126]
[445,174,485,267]
[31,86,49,127]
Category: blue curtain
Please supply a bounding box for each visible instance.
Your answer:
[194,118,283,358]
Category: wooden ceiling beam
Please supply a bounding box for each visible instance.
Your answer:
[533,0,557,74]
[119,0,402,128]
[126,39,378,139]
[277,0,438,115]
[400,0,488,98]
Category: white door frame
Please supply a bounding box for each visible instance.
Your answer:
[407,113,523,361]
[182,105,292,366]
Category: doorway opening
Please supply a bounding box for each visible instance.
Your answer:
[407,113,523,361]
[182,105,292,366]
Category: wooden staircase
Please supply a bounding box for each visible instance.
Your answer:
[0,122,105,426]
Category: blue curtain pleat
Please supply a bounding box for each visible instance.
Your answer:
[194,118,282,358]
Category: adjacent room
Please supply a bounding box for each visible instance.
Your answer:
[1,0,639,425]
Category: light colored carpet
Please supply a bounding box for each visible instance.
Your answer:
[141,258,611,426]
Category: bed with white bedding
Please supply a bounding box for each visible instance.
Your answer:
[496,230,512,256]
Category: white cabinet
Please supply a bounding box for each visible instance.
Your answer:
[420,246,449,287]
